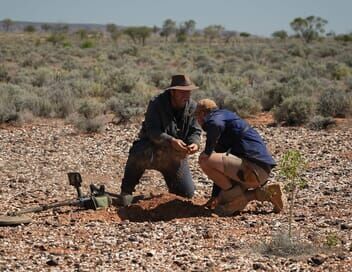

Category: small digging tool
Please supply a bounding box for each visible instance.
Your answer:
[0,172,129,226]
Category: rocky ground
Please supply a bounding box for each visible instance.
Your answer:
[0,114,351,271]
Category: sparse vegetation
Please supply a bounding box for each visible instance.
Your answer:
[259,232,314,257]
[0,17,350,130]
[324,231,340,248]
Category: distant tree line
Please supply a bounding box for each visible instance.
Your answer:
[1,16,352,45]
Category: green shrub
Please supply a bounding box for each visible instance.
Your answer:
[324,232,340,248]
[327,62,351,80]
[77,99,104,119]
[0,83,23,123]
[288,44,306,57]
[205,89,231,109]
[104,69,137,96]
[317,46,338,58]
[31,68,52,87]
[120,46,139,57]
[47,86,76,118]
[273,95,313,125]
[317,89,352,117]
[22,52,43,68]
[80,40,95,49]
[308,115,336,130]
[260,85,290,111]
[0,65,10,82]
[46,33,67,45]
[149,70,170,89]
[106,92,148,121]
[224,94,261,117]
[69,114,105,133]
[194,55,217,73]
[0,99,18,123]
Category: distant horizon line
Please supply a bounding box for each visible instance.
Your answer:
[1,18,350,37]
[0,17,291,37]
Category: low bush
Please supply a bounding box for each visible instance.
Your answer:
[0,65,10,82]
[106,92,149,122]
[273,95,313,125]
[80,40,95,49]
[31,67,53,87]
[317,89,352,117]
[327,62,351,80]
[308,115,336,130]
[0,99,18,123]
[260,85,290,111]
[47,86,76,118]
[224,94,261,117]
[77,98,104,119]
[69,113,105,133]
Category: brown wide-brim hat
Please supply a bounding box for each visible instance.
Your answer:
[165,74,199,91]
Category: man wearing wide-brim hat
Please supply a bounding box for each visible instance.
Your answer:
[119,74,201,206]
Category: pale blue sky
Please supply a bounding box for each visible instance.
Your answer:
[0,0,351,36]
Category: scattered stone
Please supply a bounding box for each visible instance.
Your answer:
[46,258,59,266]
[308,254,327,266]
[0,119,351,271]
[340,223,352,230]
[253,262,266,270]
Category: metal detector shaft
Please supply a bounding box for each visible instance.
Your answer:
[9,198,88,216]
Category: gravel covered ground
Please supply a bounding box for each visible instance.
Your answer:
[0,116,351,271]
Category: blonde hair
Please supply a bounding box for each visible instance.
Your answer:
[195,99,218,116]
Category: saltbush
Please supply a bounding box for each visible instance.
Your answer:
[308,115,336,130]
[77,98,104,119]
[47,86,76,118]
[80,40,95,49]
[224,94,261,117]
[317,89,352,117]
[273,95,313,125]
[69,113,105,133]
[0,65,10,82]
[260,85,290,111]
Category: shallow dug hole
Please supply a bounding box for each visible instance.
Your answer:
[51,193,212,224]
[117,193,212,222]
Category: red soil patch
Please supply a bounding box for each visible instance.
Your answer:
[340,152,352,160]
[51,194,212,224]
[245,112,274,126]
[118,193,212,222]
[57,208,122,224]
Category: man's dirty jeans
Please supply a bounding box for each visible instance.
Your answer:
[120,140,194,198]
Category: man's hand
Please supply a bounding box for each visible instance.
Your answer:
[170,138,188,153]
[198,152,210,164]
[187,143,199,154]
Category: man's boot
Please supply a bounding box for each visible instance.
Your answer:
[213,185,249,216]
[254,184,284,213]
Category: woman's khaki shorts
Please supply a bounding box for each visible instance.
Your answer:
[222,153,269,189]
